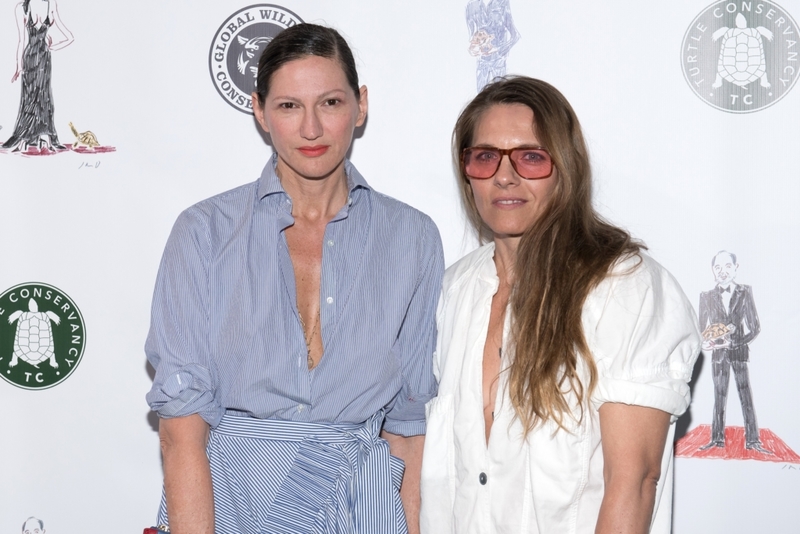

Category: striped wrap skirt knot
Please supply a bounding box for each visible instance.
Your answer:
[157,411,408,534]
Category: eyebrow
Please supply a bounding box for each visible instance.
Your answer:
[269,88,349,101]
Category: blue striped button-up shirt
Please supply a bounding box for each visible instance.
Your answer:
[145,156,443,436]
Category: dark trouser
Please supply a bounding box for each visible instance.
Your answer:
[710,353,760,444]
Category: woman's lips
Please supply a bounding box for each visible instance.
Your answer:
[298,145,329,157]
[492,197,527,209]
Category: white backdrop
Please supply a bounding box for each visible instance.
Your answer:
[1,0,799,531]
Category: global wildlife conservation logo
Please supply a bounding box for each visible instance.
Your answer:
[681,1,798,112]
[209,4,304,114]
[0,283,86,390]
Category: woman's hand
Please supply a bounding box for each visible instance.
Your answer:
[595,403,671,534]
[160,414,215,534]
[11,69,20,83]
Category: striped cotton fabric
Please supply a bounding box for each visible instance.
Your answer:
[156,412,408,533]
[145,155,444,436]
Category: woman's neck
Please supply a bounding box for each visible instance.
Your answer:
[276,158,350,223]
[493,237,518,287]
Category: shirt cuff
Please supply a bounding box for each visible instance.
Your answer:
[592,374,692,423]
[146,363,223,427]
[383,417,427,437]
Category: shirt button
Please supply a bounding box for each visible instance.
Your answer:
[327,240,334,247]
[297,404,304,412]
[479,472,487,485]
[326,297,333,304]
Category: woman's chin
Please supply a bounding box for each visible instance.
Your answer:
[278,154,346,182]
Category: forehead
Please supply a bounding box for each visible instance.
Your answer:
[713,254,735,266]
[268,55,348,95]
[472,104,539,145]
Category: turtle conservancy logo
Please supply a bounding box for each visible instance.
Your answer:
[209,4,304,114]
[682,1,799,112]
[0,283,86,390]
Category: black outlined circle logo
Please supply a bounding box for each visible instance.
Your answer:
[0,283,86,390]
[681,1,799,113]
[209,4,304,114]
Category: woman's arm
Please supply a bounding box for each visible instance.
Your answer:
[47,0,74,51]
[381,431,425,534]
[159,414,215,534]
[595,403,671,534]
[11,3,27,82]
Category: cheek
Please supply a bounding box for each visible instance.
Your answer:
[469,182,491,210]
[536,175,558,204]
[326,113,358,141]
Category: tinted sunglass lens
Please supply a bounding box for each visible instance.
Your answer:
[511,149,551,179]
[464,148,500,179]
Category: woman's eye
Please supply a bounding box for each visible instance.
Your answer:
[324,98,341,106]
[520,151,547,163]
[474,150,498,162]
[278,102,297,109]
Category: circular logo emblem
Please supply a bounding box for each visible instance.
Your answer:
[681,1,799,113]
[209,4,304,114]
[0,283,86,390]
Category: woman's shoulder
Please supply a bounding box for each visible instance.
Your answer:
[604,251,680,292]
[368,189,438,229]
[589,250,695,320]
[175,181,259,226]
[442,243,495,293]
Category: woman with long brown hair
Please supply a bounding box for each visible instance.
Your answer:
[420,76,700,533]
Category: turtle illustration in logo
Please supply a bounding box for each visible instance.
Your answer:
[712,13,774,89]
[7,298,60,369]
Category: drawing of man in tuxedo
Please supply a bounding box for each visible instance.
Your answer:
[698,251,771,454]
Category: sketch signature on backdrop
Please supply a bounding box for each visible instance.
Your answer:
[675,252,800,463]
[681,0,799,113]
[208,4,304,114]
[0,283,86,391]
[466,0,520,91]
[1,0,114,157]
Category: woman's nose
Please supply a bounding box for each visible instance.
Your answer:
[493,154,520,186]
[300,109,323,140]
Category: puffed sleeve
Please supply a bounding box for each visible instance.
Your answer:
[383,217,445,436]
[585,254,701,422]
[145,208,224,427]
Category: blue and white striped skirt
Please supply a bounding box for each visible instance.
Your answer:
[157,412,408,534]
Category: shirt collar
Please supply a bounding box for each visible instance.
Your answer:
[477,242,500,285]
[257,153,371,201]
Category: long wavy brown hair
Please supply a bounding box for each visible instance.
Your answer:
[453,77,643,432]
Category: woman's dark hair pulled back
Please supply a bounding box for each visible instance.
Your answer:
[255,23,359,105]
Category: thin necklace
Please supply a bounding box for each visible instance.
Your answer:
[298,311,319,369]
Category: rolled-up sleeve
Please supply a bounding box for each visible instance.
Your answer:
[145,208,224,427]
[383,218,444,436]
[588,256,702,422]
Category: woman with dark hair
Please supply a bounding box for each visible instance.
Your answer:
[4,0,73,151]
[420,76,700,533]
[146,24,442,534]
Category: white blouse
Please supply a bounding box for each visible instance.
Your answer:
[420,243,701,534]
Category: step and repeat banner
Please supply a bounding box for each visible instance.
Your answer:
[1,0,798,531]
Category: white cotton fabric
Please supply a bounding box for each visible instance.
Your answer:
[420,243,701,534]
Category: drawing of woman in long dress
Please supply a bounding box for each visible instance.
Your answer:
[3,0,73,152]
